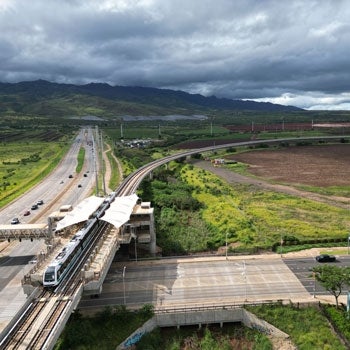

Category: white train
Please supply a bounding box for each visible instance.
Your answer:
[43,218,99,288]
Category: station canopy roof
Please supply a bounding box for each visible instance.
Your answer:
[100,193,139,228]
[56,195,105,231]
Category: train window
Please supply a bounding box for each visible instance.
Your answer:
[44,267,55,282]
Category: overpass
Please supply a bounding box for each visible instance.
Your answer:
[1,134,350,349]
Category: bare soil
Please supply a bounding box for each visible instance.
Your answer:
[193,144,350,208]
[228,144,350,187]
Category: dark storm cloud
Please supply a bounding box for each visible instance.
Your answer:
[1,0,350,109]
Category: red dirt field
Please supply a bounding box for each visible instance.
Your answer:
[228,144,350,187]
[175,138,250,149]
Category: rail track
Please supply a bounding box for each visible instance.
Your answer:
[1,221,108,349]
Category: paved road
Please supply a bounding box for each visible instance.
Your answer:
[0,128,96,225]
[78,255,317,312]
[284,255,350,297]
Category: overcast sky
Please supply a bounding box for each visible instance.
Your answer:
[1,0,350,110]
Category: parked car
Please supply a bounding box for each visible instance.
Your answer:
[11,217,20,224]
[315,254,336,263]
[37,200,44,205]
[23,210,30,216]
[31,204,38,210]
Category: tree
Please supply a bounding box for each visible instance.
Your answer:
[313,264,350,308]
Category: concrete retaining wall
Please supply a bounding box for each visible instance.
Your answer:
[242,310,289,338]
[116,307,289,350]
[116,318,157,350]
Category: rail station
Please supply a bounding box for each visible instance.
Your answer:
[15,194,156,296]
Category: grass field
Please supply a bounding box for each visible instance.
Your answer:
[178,164,349,251]
[0,138,70,207]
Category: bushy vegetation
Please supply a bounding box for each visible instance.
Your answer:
[181,164,349,251]
[54,304,154,350]
[137,324,272,350]
[323,304,350,345]
[138,159,350,255]
[247,304,346,350]
[141,175,213,254]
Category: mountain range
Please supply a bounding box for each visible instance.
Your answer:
[0,80,302,117]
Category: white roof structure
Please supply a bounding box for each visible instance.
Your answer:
[100,193,139,228]
[56,196,105,231]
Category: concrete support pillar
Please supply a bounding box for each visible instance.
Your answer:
[149,212,156,256]
[198,323,202,330]
[220,321,223,328]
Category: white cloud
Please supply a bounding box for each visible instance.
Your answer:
[253,92,350,110]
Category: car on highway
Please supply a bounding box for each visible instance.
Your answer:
[11,217,20,224]
[315,254,336,263]
[68,174,73,178]
[83,173,88,177]
[37,199,44,205]
[31,204,38,210]
[78,184,82,188]
[23,210,30,216]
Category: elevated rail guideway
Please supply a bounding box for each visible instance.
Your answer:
[1,135,349,349]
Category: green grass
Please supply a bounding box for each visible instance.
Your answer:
[257,130,329,139]
[0,139,70,207]
[247,304,346,350]
[105,143,121,191]
[179,164,349,250]
[75,147,85,173]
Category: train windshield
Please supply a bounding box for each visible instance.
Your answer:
[44,266,56,282]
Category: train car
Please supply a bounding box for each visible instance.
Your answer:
[43,219,98,288]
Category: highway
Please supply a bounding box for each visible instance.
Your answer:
[0,128,97,226]
[284,255,350,296]
[78,255,350,312]
[78,256,313,311]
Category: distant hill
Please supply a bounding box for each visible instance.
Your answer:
[0,80,302,117]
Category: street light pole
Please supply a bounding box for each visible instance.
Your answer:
[226,232,228,260]
[243,260,247,301]
[123,266,126,305]
[280,233,283,257]
[313,272,316,298]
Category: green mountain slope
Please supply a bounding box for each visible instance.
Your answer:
[0,80,302,117]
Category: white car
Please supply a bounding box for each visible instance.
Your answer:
[11,217,20,224]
